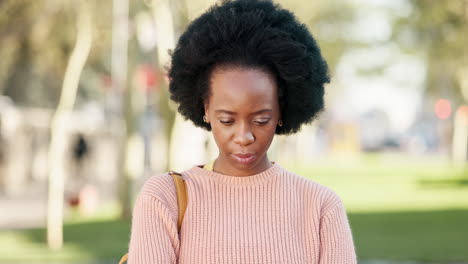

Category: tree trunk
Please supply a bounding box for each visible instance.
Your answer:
[47,0,92,250]
[111,0,133,219]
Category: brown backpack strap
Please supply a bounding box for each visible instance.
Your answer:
[118,254,128,264]
[169,171,188,232]
[118,171,188,264]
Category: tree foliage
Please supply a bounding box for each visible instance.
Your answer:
[394,0,468,103]
[0,0,112,108]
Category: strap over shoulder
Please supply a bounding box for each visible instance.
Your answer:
[169,171,188,232]
[118,171,188,264]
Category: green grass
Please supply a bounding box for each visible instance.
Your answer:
[0,209,131,263]
[350,209,468,262]
[1,153,467,263]
[291,153,468,212]
[289,153,468,262]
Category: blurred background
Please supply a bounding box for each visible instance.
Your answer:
[0,0,467,263]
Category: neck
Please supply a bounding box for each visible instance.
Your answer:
[213,155,272,177]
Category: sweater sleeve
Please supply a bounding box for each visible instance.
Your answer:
[128,193,180,264]
[318,197,357,264]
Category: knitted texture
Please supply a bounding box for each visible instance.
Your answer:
[128,163,357,263]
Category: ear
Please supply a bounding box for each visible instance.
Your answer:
[203,100,210,122]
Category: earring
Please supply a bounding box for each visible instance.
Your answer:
[278,120,283,127]
[203,115,208,123]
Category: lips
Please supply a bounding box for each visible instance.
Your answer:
[234,153,254,158]
[232,153,256,165]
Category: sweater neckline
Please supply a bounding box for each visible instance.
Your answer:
[186,163,282,186]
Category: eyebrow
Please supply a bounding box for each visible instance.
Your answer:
[214,109,273,115]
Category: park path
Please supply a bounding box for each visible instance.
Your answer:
[0,192,47,230]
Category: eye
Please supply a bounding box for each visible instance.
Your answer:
[253,119,270,125]
[219,120,234,125]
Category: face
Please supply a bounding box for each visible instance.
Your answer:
[204,66,281,176]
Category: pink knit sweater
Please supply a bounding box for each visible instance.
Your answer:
[128,163,357,263]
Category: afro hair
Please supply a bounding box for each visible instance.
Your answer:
[168,0,330,134]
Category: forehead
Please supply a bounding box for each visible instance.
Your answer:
[208,67,278,111]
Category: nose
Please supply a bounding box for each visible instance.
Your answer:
[233,123,255,146]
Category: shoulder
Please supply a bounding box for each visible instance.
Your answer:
[281,167,344,214]
[137,172,179,211]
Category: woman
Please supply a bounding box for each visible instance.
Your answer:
[127,0,357,263]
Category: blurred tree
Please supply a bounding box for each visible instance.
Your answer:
[394,0,468,162]
[394,0,468,104]
[112,0,132,220]
[46,0,92,250]
[0,0,68,106]
[114,0,192,219]
[283,0,357,70]
[0,0,112,108]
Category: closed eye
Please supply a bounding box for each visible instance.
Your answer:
[219,120,233,125]
[254,119,270,125]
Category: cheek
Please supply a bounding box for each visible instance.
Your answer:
[210,124,231,146]
[256,125,276,145]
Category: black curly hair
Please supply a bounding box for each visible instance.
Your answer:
[168,0,330,134]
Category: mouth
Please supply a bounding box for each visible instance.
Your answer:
[231,153,256,165]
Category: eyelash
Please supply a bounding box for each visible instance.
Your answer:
[254,120,270,125]
[219,120,270,125]
[219,120,233,125]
